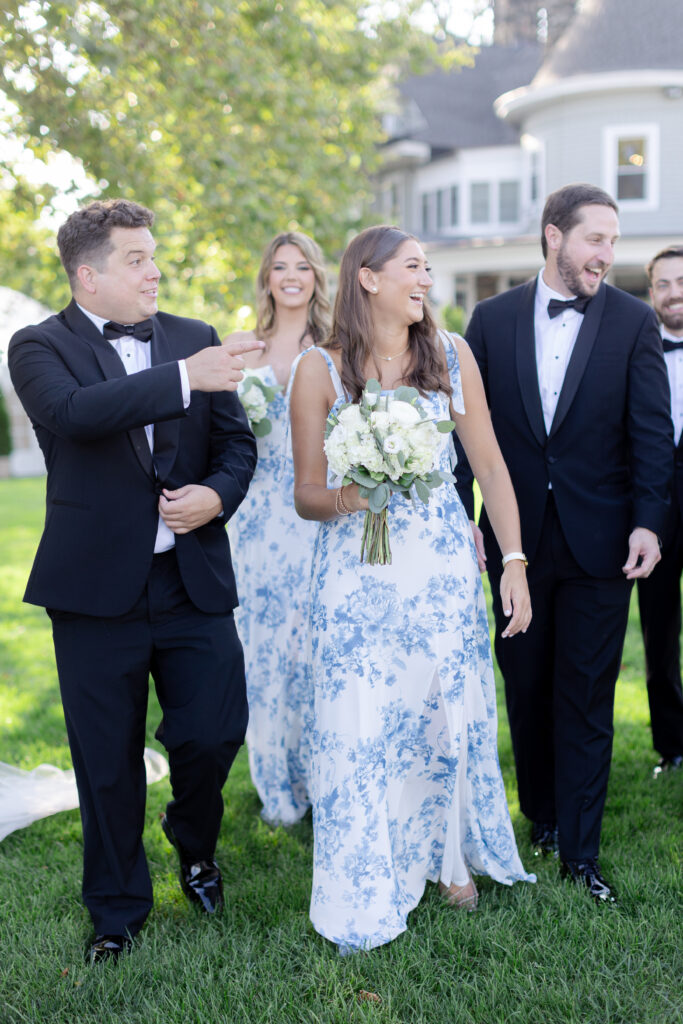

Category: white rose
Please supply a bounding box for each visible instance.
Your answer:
[337,404,366,432]
[370,410,391,431]
[387,400,422,426]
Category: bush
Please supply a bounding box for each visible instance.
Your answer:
[0,388,11,456]
[440,303,466,336]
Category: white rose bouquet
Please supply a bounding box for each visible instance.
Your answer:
[324,378,456,564]
[237,369,282,437]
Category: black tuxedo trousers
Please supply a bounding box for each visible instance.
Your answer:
[50,550,247,936]
[489,493,632,860]
[636,483,683,759]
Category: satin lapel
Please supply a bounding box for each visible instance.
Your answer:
[150,320,180,483]
[62,300,155,479]
[549,284,607,440]
[515,280,546,448]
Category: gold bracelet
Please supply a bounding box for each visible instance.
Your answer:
[335,486,351,516]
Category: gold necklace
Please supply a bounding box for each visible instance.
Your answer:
[373,345,409,362]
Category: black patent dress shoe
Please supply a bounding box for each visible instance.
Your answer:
[560,858,617,904]
[88,934,133,964]
[161,814,224,914]
[653,754,683,778]
[530,821,559,857]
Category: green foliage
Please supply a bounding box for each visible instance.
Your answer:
[0,387,12,455]
[440,303,466,336]
[0,1,472,331]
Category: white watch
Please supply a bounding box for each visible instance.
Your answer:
[502,551,528,568]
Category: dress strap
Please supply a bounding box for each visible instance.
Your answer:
[309,347,346,401]
[437,329,465,415]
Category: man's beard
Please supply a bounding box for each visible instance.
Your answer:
[658,305,683,333]
[556,243,604,299]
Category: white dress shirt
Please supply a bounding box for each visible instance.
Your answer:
[661,326,683,446]
[77,304,190,552]
[534,269,587,434]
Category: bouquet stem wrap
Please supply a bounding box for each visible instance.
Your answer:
[361,508,391,565]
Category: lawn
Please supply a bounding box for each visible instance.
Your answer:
[0,477,681,1024]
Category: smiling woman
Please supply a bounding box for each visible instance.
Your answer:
[289,224,535,954]
[225,231,332,827]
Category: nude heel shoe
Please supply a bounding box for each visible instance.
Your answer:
[439,875,478,911]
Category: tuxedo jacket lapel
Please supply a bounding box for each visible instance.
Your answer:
[62,300,156,480]
[549,285,607,440]
[515,280,546,448]
[150,320,180,484]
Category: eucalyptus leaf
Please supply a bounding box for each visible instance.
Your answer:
[437,420,456,433]
[368,482,391,512]
[251,417,272,437]
[414,478,431,503]
[393,386,420,403]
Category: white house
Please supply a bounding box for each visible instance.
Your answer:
[376,0,683,316]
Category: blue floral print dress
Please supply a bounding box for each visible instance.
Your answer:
[303,341,535,952]
[230,364,317,825]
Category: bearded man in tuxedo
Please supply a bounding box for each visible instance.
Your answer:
[456,183,673,903]
[636,246,683,777]
[9,198,262,962]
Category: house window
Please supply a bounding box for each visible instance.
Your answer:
[421,193,430,234]
[616,137,647,200]
[499,181,520,222]
[603,124,659,209]
[470,182,490,223]
[435,190,444,230]
[450,185,459,226]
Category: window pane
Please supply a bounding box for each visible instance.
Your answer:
[436,190,444,229]
[450,185,459,226]
[618,137,646,169]
[617,173,646,200]
[470,182,490,223]
[421,193,430,234]
[499,181,520,222]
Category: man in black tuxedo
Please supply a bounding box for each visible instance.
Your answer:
[456,183,673,903]
[8,199,261,961]
[636,246,683,777]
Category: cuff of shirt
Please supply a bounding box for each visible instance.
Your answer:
[178,360,191,407]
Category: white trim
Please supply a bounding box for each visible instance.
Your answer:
[602,123,660,211]
[496,69,683,122]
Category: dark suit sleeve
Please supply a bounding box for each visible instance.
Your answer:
[452,304,486,520]
[196,328,257,520]
[626,308,674,536]
[8,328,185,441]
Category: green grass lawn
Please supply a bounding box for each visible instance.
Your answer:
[1,477,681,1024]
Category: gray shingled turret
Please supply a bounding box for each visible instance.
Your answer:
[534,0,683,84]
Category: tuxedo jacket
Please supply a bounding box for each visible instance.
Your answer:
[456,279,674,579]
[8,300,257,616]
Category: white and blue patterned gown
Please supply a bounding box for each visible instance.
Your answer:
[303,342,535,952]
[230,364,318,825]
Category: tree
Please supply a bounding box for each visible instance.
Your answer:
[0,1,470,331]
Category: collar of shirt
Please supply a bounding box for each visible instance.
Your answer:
[535,268,584,322]
[76,303,111,334]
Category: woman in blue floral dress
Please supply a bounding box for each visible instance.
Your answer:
[290,226,535,952]
[226,232,331,825]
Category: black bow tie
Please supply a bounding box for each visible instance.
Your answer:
[103,319,154,342]
[547,296,591,319]
[662,337,683,353]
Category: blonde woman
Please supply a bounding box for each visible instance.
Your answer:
[226,232,331,825]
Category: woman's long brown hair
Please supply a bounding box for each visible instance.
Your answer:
[322,225,451,401]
